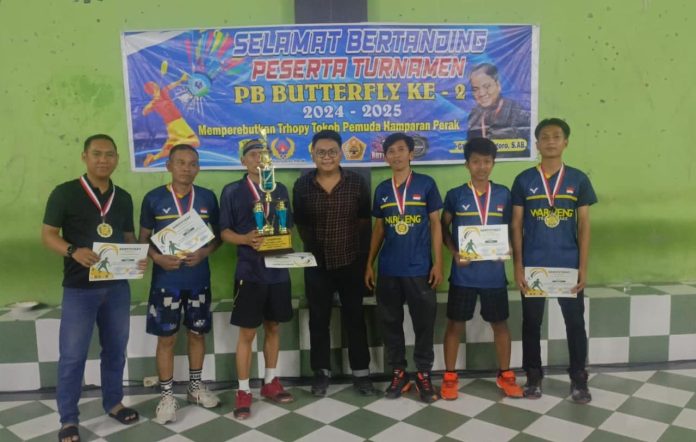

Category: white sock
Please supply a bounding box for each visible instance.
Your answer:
[265,368,277,384]
[238,379,250,392]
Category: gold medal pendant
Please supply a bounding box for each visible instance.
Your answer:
[97,222,113,238]
[395,220,409,235]
[544,212,560,228]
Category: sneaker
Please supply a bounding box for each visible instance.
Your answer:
[385,368,411,399]
[523,369,543,399]
[153,395,178,424]
[261,377,294,404]
[233,390,252,420]
[414,371,439,403]
[496,370,524,398]
[440,371,459,401]
[353,376,377,396]
[570,371,592,404]
[187,384,220,408]
[311,371,330,397]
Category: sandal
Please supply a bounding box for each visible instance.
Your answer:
[108,406,139,425]
[57,425,80,442]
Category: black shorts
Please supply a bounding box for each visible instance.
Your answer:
[447,285,509,323]
[146,286,213,336]
[229,279,293,328]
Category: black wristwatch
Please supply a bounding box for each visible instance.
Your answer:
[66,244,76,259]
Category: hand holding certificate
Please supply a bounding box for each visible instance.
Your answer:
[89,242,149,281]
[151,210,214,256]
[523,267,579,298]
[458,224,511,261]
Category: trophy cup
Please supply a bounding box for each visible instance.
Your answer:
[253,130,293,254]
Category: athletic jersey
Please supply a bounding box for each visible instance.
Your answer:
[372,171,442,277]
[511,165,597,268]
[219,174,292,284]
[140,184,219,287]
[444,182,510,288]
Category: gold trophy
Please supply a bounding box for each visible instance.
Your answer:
[253,129,293,254]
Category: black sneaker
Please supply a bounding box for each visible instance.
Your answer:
[311,371,330,397]
[353,376,377,396]
[414,371,439,403]
[384,368,411,399]
[570,370,592,404]
[524,369,543,399]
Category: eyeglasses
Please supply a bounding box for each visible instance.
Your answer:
[314,149,340,158]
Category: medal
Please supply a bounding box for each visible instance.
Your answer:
[79,175,115,238]
[391,171,413,235]
[97,222,113,238]
[469,181,491,226]
[169,183,195,216]
[538,164,565,228]
[395,219,409,235]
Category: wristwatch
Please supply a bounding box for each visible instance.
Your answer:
[66,244,76,258]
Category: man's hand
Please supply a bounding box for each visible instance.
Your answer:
[182,249,208,267]
[572,269,586,294]
[514,266,529,294]
[429,263,443,289]
[365,266,376,291]
[455,253,471,267]
[154,254,182,271]
[71,248,100,268]
[245,230,263,250]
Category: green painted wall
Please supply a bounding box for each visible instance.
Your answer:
[0,0,694,305]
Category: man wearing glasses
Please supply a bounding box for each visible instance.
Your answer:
[293,130,375,397]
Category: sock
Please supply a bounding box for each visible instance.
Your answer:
[188,368,202,393]
[238,378,250,393]
[160,377,174,398]
[265,368,277,384]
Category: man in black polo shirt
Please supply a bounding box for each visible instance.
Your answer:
[42,134,144,442]
[293,130,375,396]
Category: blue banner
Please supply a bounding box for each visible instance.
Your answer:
[121,24,538,170]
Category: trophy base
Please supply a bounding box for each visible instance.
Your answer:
[258,233,293,255]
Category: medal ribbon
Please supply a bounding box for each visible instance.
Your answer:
[391,171,413,217]
[538,163,565,208]
[169,183,195,216]
[469,181,491,225]
[79,176,115,221]
[246,175,269,217]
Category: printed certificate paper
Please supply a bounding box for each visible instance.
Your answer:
[151,210,215,256]
[89,243,148,281]
[265,252,318,268]
[524,267,579,298]
[458,225,510,261]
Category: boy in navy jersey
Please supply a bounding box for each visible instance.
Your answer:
[365,132,443,403]
[440,138,523,400]
[511,119,597,403]
[220,139,295,420]
[140,144,221,424]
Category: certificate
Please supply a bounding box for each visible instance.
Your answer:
[151,210,215,256]
[89,242,148,281]
[264,252,318,268]
[458,224,510,261]
[524,267,579,298]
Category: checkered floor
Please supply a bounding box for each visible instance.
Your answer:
[3,366,696,441]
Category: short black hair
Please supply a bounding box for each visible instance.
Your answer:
[535,118,571,139]
[311,130,342,149]
[382,132,414,153]
[169,144,199,159]
[83,134,116,152]
[464,137,497,161]
[242,139,264,156]
[470,63,499,82]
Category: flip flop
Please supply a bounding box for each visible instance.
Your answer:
[108,406,139,425]
[57,425,80,442]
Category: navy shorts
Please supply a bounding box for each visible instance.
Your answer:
[230,280,293,328]
[447,285,509,323]
[146,286,213,336]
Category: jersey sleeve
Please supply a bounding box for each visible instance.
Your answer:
[371,185,384,218]
[122,191,135,233]
[219,184,236,232]
[443,189,455,215]
[426,177,443,213]
[43,186,65,228]
[577,174,598,207]
[207,191,220,229]
[511,175,526,206]
[502,188,513,224]
[139,192,156,231]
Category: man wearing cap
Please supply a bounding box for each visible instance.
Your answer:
[219,139,295,420]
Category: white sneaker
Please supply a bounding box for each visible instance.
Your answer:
[154,395,178,424]
[187,384,220,408]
